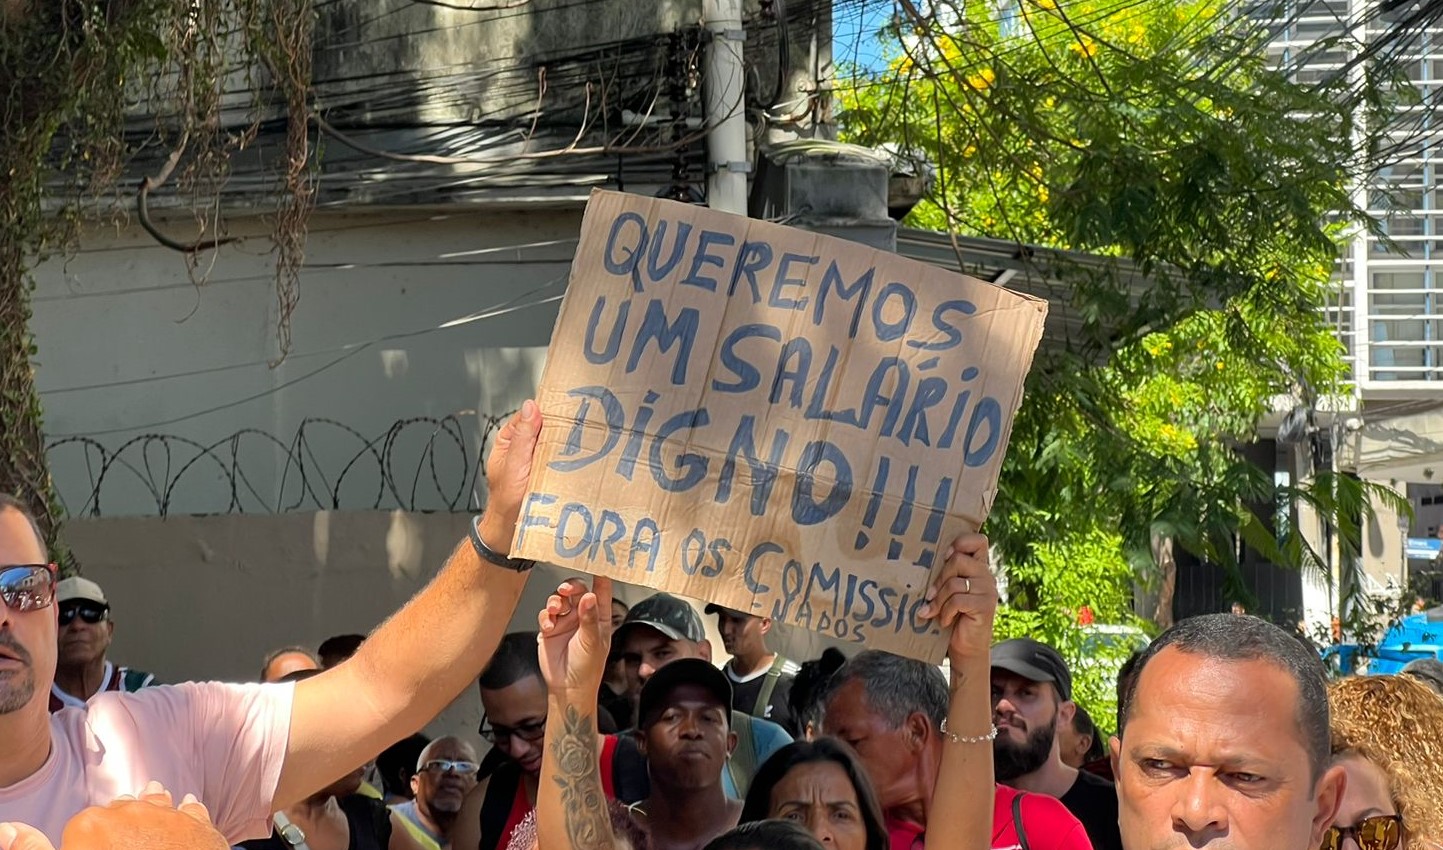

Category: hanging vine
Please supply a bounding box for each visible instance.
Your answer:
[0,0,316,568]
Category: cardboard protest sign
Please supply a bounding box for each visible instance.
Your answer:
[512,189,1048,661]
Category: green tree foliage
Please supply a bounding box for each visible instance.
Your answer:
[0,0,314,564]
[838,0,1410,631]
[993,528,1144,732]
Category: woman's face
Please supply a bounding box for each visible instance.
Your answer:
[1333,754,1403,849]
[769,761,870,850]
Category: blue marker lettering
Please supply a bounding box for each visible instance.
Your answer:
[552,387,624,472]
[963,397,1003,467]
[713,323,782,394]
[728,241,774,302]
[792,440,853,525]
[769,253,817,311]
[681,229,735,292]
[717,415,790,515]
[813,261,875,338]
[584,297,630,365]
[626,299,700,386]
[770,337,813,407]
[649,408,711,491]
[645,219,693,282]
[871,282,917,342]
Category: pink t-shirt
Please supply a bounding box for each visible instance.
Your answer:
[0,681,293,843]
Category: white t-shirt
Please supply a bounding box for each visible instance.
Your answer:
[0,681,294,843]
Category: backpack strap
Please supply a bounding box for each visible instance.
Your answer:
[727,711,759,799]
[751,655,788,719]
[1011,791,1030,850]
[479,765,522,850]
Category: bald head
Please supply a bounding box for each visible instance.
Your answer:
[415,735,477,770]
[413,735,479,821]
[260,648,320,683]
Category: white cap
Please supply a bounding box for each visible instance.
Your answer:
[56,576,107,607]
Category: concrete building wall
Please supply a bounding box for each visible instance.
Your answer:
[31,208,578,518]
[58,510,734,751]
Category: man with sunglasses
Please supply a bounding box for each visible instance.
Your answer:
[48,577,155,712]
[391,737,480,850]
[0,401,543,843]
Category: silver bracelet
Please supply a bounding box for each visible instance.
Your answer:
[940,718,998,745]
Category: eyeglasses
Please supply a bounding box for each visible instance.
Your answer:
[58,603,109,626]
[420,759,479,776]
[1320,815,1403,850]
[0,565,56,613]
[478,715,547,747]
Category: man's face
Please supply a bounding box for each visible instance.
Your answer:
[611,601,629,630]
[480,673,548,776]
[640,683,736,789]
[715,610,765,658]
[0,508,54,715]
[413,739,479,825]
[57,600,113,669]
[1113,648,1344,850]
[1057,714,1094,770]
[821,679,918,811]
[991,671,1065,781]
[621,626,705,686]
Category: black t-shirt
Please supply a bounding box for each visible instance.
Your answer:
[239,794,391,850]
[1059,769,1122,850]
[725,658,798,734]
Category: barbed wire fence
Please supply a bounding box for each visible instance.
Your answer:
[46,412,515,518]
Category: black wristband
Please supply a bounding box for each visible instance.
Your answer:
[469,515,536,572]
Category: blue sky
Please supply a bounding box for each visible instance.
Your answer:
[833,0,891,74]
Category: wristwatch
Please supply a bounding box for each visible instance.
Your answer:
[469,514,536,572]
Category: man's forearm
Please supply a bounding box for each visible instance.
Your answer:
[347,523,528,732]
[537,691,616,850]
[278,523,529,806]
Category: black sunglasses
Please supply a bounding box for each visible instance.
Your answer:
[478,714,547,747]
[58,603,109,626]
[1320,815,1403,850]
[0,564,56,613]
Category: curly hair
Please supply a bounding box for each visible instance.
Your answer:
[1329,674,1443,845]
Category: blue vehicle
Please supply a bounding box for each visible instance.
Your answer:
[1322,607,1443,676]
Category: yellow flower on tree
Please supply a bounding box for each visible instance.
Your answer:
[966,67,997,91]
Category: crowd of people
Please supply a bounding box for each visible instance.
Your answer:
[2,401,1443,850]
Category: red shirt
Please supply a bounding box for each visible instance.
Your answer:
[886,784,1093,850]
[499,735,622,850]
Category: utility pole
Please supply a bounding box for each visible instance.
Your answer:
[703,0,748,214]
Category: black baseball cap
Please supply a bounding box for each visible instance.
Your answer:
[992,638,1073,701]
[703,603,747,616]
[637,657,733,729]
[616,593,707,645]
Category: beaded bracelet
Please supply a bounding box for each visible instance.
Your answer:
[940,719,999,745]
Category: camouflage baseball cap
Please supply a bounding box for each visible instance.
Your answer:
[616,592,707,644]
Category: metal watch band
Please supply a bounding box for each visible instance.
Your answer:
[469,514,536,572]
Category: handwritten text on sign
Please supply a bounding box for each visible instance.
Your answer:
[512,190,1047,661]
